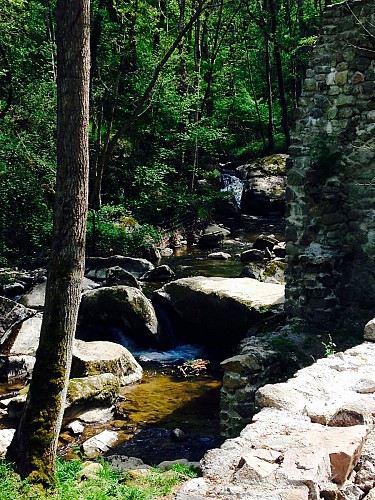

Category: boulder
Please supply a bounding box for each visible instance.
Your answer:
[240,249,266,262]
[198,224,231,249]
[0,296,36,345]
[140,264,176,282]
[79,286,164,347]
[252,234,279,251]
[66,373,121,407]
[85,256,154,281]
[104,266,141,288]
[19,277,99,310]
[153,277,284,348]
[71,339,142,386]
[8,314,42,357]
[238,154,287,216]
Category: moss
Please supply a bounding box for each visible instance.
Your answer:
[263,261,287,279]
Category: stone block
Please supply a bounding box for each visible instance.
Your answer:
[364,318,375,341]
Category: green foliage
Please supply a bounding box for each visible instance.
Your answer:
[87,205,161,257]
[321,334,336,357]
[0,458,199,499]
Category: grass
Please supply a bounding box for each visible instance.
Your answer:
[0,458,199,500]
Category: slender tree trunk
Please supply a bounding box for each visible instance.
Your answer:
[264,35,274,150]
[7,0,90,487]
[268,0,290,147]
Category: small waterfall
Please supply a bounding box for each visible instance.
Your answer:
[221,172,243,208]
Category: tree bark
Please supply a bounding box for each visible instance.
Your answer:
[6,0,90,487]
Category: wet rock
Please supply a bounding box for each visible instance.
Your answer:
[82,430,118,458]
[157,458,199,470]
[104,266,141,288]
[240,249,265,262]
[0,355,36,382]
[71,339,142,386]
[207,252,232,260]
[79,286,164,347]
[86,256,154,281]
[252,234,279,251]
[198,224,231,249]
[141,264,176,282]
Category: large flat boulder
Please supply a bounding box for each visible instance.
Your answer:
[85,256,154,281]
[153,277,284,348]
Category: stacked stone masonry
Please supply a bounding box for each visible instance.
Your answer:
[285,0,375,325]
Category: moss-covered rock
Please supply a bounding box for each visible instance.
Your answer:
[71,339,142,386]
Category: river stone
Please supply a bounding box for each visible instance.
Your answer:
[82,430,119,458]
[153,277,284,347]
[140,264,176,282]
[207,252,232,260]
[79,286,164,347]
[198,224,231,249]
[0,297,36,346]
[85,256,154,280]
[66,373,120,407]
[77,406,114,424]
[105,266,141,288]
[71,339,142,386]
[19,277,99,310]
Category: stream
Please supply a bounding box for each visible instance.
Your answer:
[63,216,285,464]
[1,216,285,465]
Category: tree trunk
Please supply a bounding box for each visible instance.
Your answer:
[6,0,90,487]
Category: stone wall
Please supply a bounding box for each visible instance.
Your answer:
[285,0,375,325]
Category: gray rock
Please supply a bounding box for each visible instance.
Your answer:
[65,420,85,435]
[71,339,142,386]
[238,154,287,216]
[66,373,121,408]
[82,430,118,458]
[207,252,232,260]
[198,224,231,248]
[153,277,284,347]
[79,286,163,347]
[105,455,150,472]
[19,278,99,310]
[0,429,15,457]
[9,314,42,356]
[364,318,375,341]
[77,406,114,424]
[86,256,154,280]
[104,266,140,288]
[0,297,36,345]
[240,249,265,262]
[141,264,176,282]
